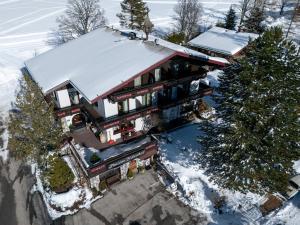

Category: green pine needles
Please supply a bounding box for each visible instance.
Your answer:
[117,0,149,30]
[8,73,63,167]
[199,27,300,194]
[44,154,75,192]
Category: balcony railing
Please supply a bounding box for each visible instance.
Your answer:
[109,70,207,102]
[157,83,213,109]
[95,105,159,130]
[55,103,83,118]
[87,139,158,177]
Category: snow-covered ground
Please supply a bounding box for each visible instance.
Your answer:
[0,0,240,161]
[158,71,300,225]
[159,123,263,224]
[159,122,300,225]
[31,155,102,219]
[0,0,299,223]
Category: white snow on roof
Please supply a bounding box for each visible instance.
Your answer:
[25,27,229,101]
[188,27,259,56]
[76,136,151,168]
[149,36,229,64]
[25,28,175,101]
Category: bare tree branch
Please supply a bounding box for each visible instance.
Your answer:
[173,0,203,42]
[48,0,106,46]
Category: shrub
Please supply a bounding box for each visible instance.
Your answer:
[44,155,74,192]
[99,180,107,191]
[165,32,185,44]
[213,195,227,210]
[215,21,225,28]
[127,169,134,179]
[90,153,101,164]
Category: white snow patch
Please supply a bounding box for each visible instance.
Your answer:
[159,123,263,224]
[31,160,101,219]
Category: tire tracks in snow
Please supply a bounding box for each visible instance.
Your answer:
[0,8,64,35]
[0,0,20,6]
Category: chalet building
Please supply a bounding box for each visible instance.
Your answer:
[23,27,228,189]
[188,27,259,60]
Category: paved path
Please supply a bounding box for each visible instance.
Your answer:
[53,170,208,225]
[0,158,207,225]
[0,158,51,225]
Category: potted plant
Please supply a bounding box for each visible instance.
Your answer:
[90,153,101,164]
[99,180,107,194]
[127,169,134,180]
[138,165,145,174]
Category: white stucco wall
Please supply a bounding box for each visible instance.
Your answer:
[103,98,118,118]
[96,99,106,118]
[106,127,121,141]
[135,117,144,131]
[129,98,136,111]
[56,89,71,108]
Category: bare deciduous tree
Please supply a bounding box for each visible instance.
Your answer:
[173,0,203,42]
[238,0,254,31]
[286,0,300,37]
[49,0,106,46]
[279,0,290,14]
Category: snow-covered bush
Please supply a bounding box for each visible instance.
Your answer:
[44,155,75,193]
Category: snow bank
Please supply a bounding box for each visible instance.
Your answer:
[31,158,101,220]
[159,123,263,224]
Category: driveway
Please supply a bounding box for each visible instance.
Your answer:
[53,170,208,225]
[0,158,51,225]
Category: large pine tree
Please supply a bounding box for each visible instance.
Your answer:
[243,6,265,33]
[224,6,237,30]
[116,0,148,30]
[8,73,63,167]
[199,27,300,194]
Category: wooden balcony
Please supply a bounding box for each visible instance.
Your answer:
[96,105,159,130]
[55,104,84,118]
[157,83,213,109]
[87,139,158,177]
[71,127,146,151]
[109,70,207,102]
[69,132,158,178]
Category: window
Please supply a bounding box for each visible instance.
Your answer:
[134,77,141,87]
[155,68,161,82]
[148,73,155,84]
[118,100,129,114]
[142,93,151,106]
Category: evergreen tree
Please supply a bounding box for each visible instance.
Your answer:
[44,154,74,192]
[243,6,265,33]
[8,73,63,167]
[0,116,4,149]
[165,31,185,44]
[117,0,149,30]
[224,6,237,30]
[199,27,300,194]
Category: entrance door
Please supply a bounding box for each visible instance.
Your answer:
[106,170,121,186]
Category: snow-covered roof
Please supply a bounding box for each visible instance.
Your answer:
[25,27,228,102]
[76,136,151,168]
[188,27,259,56]
[149,36,229,65]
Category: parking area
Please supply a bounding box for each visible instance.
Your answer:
[53,170,207,225]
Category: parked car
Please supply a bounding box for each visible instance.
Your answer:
[284,174,300,199]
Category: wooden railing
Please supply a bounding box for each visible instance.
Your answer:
[95,105,159,130]
[157,83,213,109]
[109,71,207,102]
[55,104,83,118]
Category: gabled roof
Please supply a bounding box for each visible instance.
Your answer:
[188,27,259,56]
[25,27,228,102]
